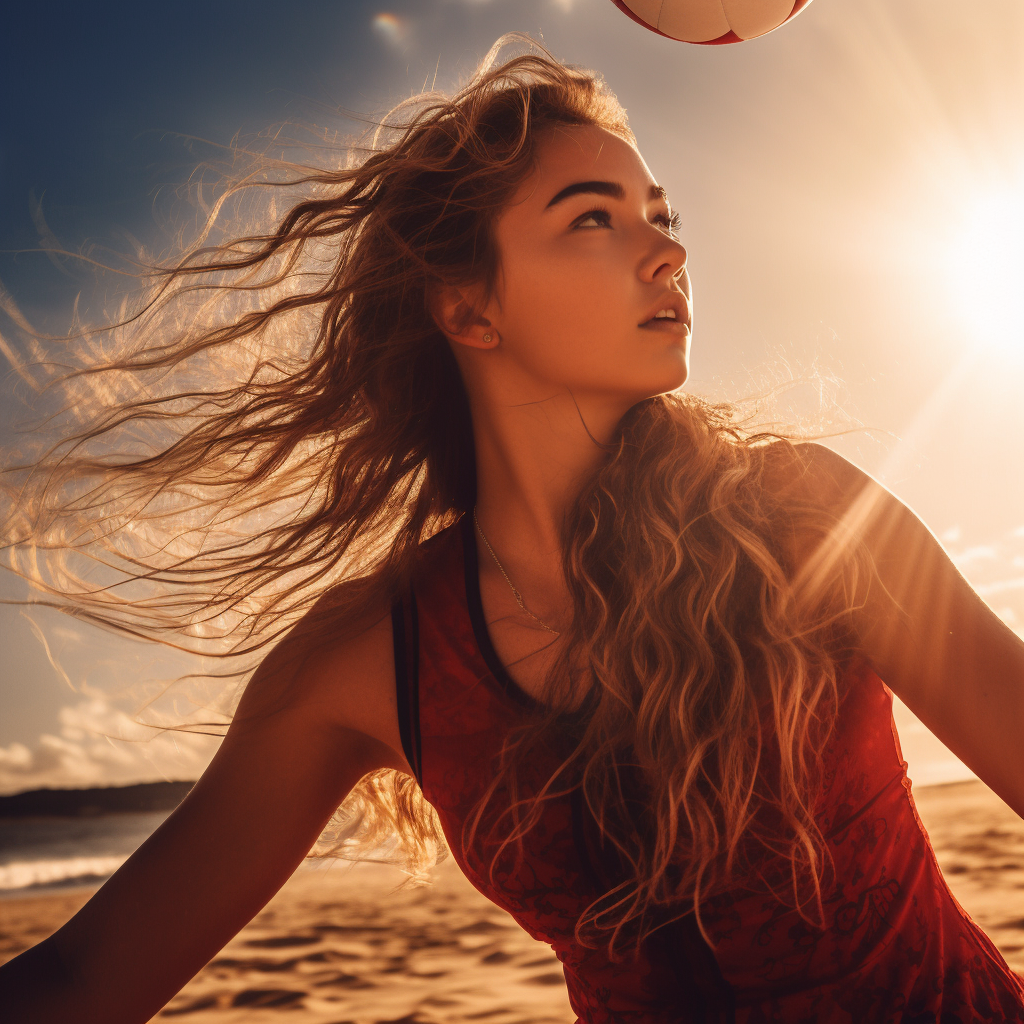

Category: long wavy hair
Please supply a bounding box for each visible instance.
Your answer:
[1,35,869,957]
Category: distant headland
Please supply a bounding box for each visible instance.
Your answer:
[0,780,196,818]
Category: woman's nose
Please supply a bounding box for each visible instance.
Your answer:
[642,236,687,284]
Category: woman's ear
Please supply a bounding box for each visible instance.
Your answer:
[428,281,499,350]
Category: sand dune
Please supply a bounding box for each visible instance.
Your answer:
[1,778,1022,1022]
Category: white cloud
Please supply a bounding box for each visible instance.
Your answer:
[940,523,1024,640]
[975,577,1024,598]
[950,544,997,570]
[0,696,220,796]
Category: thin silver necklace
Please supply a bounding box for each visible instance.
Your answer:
[472,507,561,636]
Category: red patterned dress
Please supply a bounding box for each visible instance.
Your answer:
[390,515,1024,1023]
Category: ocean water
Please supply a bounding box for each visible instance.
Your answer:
[0,710,974,900]
[0,811,172,897]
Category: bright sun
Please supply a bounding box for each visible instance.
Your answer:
[950,186,1024,355]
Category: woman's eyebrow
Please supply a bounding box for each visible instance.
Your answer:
[544,180,669,210]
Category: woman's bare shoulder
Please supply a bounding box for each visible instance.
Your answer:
[237,589,410,775]
[759,439,868,507]
[756,440,893,582]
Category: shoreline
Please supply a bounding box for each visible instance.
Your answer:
[1,778,1021,1022]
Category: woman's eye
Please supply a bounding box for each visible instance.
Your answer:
[655,211,683,237]
[574,209,612,229]
[574,208,682,237]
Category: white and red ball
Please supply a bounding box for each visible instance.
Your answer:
[609,0,814,44]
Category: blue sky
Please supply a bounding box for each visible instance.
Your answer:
[1,0,1022,791]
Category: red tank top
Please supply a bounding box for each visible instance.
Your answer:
[390,515,1024,1023]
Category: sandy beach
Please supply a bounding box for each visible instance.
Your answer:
[2,778,1022,1023]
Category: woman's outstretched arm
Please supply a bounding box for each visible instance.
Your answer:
[0,602,406,1024]
[788,443,1024,820]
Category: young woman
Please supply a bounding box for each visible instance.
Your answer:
[1,37,1023,1024]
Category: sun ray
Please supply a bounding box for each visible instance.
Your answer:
[949,183,1024,356]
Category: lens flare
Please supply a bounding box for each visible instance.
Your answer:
[950,184,1024,356]
[371,12,408,46]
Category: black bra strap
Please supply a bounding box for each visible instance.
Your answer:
[391,590,422,785]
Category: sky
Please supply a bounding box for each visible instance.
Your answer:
[0,0,1022,794]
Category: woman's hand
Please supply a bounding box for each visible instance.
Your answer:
[0,600,407,1024]
[784,443,1024,820]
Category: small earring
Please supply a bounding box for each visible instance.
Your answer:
[483,333,493,343]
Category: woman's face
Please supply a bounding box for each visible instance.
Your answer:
[486,123,691,409]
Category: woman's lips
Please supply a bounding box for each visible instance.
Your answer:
[639,318,689,334]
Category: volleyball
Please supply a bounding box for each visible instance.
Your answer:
[609,0,814,44]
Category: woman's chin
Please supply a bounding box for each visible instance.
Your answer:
[644,356,690,397]
[619,375,691,412]
[616,348,690,396]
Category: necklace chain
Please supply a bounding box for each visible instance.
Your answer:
[473,507,561,636]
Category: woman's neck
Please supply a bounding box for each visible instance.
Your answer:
[468,382,626,581]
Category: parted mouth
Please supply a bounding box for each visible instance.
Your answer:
[639,293,690,330]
